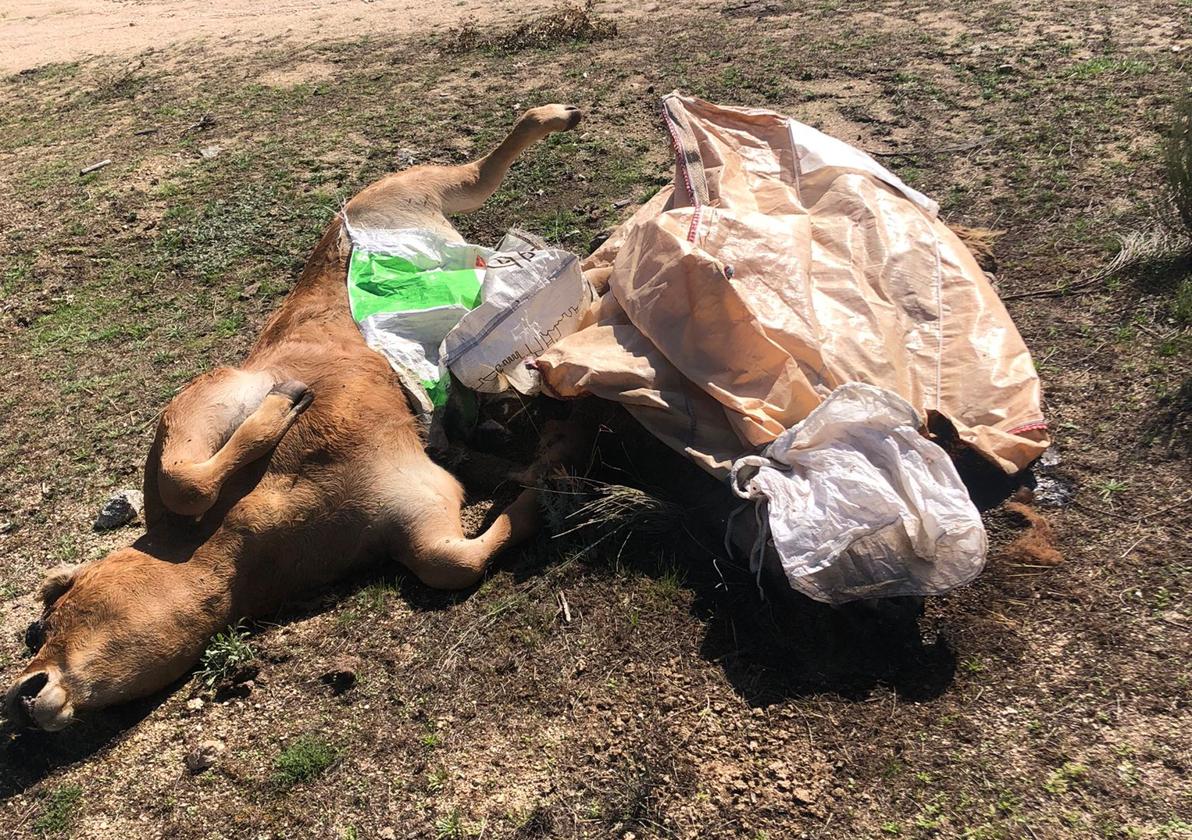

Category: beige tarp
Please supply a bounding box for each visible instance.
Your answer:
[537,94,1049,478]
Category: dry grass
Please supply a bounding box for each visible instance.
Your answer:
[1104,227,1192,279]
[443,1,616,55]
[1165,85,1192,232]
[540,474,685,550]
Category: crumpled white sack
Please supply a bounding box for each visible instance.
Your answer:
[730,382,987,604]
[444,248,592,395]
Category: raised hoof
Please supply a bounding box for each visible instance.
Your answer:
[529,103,583,133]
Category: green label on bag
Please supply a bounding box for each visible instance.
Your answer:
[347,250,483,321]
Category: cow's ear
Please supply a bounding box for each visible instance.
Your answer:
[38,564,81,607]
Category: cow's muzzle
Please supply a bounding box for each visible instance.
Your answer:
[5,668,74,731]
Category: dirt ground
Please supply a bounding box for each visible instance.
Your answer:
[0,0,567,76]
[0,0,1190,838]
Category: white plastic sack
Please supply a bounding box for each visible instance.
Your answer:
[444,246,592,395]
[344,220,591,416]
[730,383,987,604]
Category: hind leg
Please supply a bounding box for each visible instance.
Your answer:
[153,369,313,517]
[380,457,539,590]
[344,104,582,233]
[439,104,582,213]
[380,402,598,589]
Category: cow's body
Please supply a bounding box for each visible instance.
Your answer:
[6,104,582,731]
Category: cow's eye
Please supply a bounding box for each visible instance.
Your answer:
[24,620,46,653]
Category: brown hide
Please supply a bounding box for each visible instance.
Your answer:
[5,104,582,730]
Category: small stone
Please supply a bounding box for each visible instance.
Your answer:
[379,830,396,840]
[199,145,222,159]
[792,787,815,804]
[93,489,143,531]
[320,656,361,695]
[185,739,225,773]
[186,698,204,712]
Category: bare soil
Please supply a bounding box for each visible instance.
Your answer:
[0,0,571,76]
[0,1,1189,838]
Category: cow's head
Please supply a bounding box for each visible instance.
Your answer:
[5,548,226,730]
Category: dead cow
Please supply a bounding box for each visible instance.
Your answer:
[5,104,584,731]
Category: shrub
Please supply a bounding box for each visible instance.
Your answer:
[195,622,254,688]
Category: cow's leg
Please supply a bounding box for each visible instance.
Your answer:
[379,403,596,590]
[155,368,312,517]
[380,458,539,590]
[439,104,582,213]
[343,104,582,232]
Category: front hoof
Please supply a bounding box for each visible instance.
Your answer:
[270,379,314,414]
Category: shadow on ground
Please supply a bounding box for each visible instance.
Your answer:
[0,690,170,802]
[0,401,960,803]
[501,402,961,706]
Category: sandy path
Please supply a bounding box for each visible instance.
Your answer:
[0,0,567,74]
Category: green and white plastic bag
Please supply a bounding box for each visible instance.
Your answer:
[344,220,592,421]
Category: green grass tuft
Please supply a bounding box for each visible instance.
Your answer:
[32,785,82,836]
[1043,761,1089,796]
[434,809,464,839]
[273,735,340,788]
[1068,56,1152,78]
